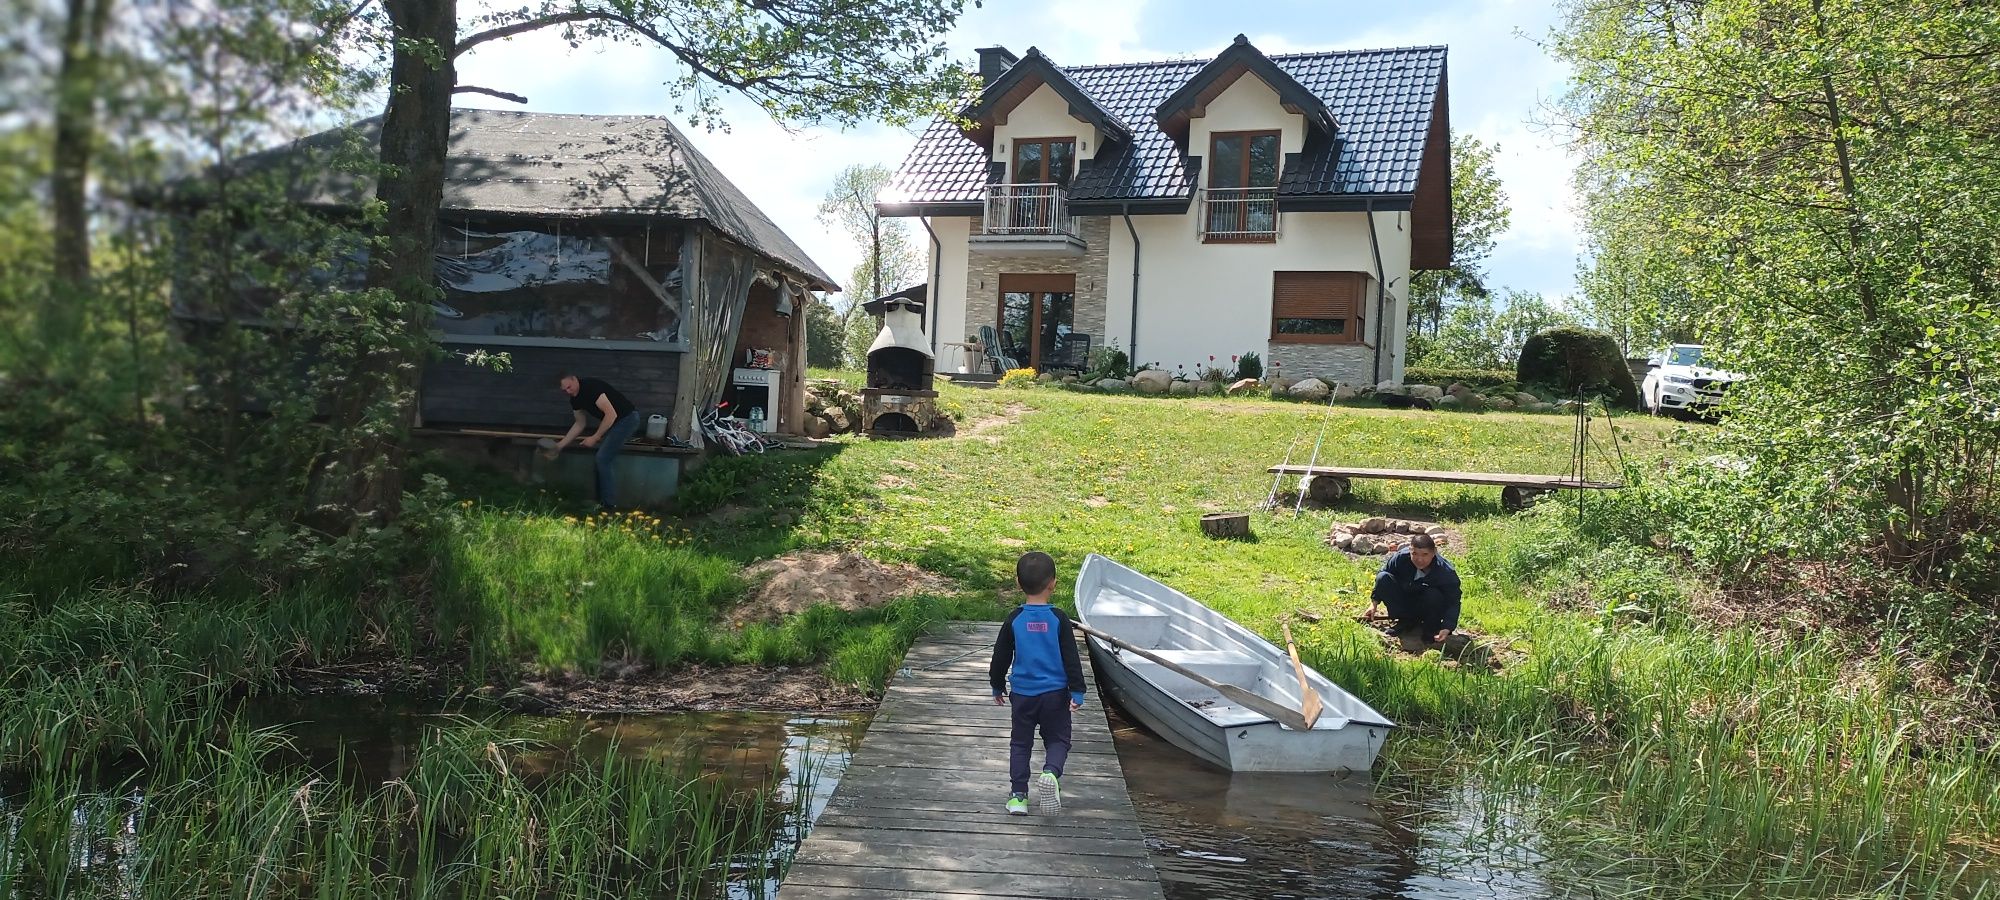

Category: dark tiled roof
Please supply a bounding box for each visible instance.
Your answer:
[229,109,837,290]
[963,48,1132,145]
[883,45,1447,209]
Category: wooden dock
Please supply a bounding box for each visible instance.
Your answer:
[782,621,1166,900]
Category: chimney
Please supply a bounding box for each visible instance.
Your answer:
[976,46,1018,86]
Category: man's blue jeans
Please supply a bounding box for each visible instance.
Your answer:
[594,413,643,509]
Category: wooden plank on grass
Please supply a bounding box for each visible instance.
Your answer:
[782,622,1163,900]
[1266,464,1621,489]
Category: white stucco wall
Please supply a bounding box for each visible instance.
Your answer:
[1096,210,1403,382]
[924,216,975,372]
[1188,74,1305,162]
[991,86,1103,175]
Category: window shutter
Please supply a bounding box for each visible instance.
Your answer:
[1273,272,1364,319]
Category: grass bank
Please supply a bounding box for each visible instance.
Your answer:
[671,382,1997,898]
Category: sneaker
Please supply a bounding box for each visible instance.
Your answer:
[1005,793,1028,815]
[1035,771,1062,812]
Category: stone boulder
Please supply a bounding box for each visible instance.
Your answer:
[1333,383,1358,401]
[1037,372,1058,383]
[1408,384,1445,401]
[804,415,831,439]
[1436,395,1463,410]
[1269,376,1297,393]
[1132,370,1173,394]
[1489,397,1516,411]
[1350,534,1380,554]
[1194,380,1221,396]
[1288,378,1332,401]
[1375,380,1405,395]
[1096,378,1129,392]
[1227,378,1261,395]
[1514,392,1540,407]
[1170,380,1197,396]
[1360,516,1390,534]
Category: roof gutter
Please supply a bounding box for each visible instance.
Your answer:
[1123,204,1141,364]
[920,216,943,355]
[1365,197,1389,385]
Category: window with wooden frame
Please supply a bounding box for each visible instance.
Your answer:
[1205,130,1280,242]
[1010,138,1076,186]
[1271,271,1369,344]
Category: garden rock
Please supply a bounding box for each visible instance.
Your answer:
[1096,378,1129,392]
[1490,398,1515,411]
[1269,376,1297,393]
[1360,516,1389,534]
[1227,378,1260,395]
[825,409,851,432]
[1408,384,1445,401]
[1170,380,1196,396]
[1132,370,1173,394]
[1515,392,1540,406]
[804,416,831,439]
[1194,380,1221,396]
[1333,383,1358,401]
[1037,373,1058,383]
[1375,380,1405,394]
[1288,378,1332,401]
[1437,395,1463,409]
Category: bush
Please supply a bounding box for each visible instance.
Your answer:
[998,367,1038,389]
[1235,351,1262,380]
[1516,326,1640,409]
[1085,347,1131,381]
[1406,366,1516,393]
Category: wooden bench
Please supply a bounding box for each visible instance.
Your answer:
[1267,464,1621,511]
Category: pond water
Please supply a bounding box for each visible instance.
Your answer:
[7,696,1987,899]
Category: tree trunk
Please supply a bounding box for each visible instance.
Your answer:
[50,0,114,313]
[336,0,455,526]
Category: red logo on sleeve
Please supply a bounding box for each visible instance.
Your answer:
[1026,622,1050,633]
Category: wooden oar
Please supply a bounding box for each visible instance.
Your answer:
[1073,622,1315,732]
[1281,622,1325,728]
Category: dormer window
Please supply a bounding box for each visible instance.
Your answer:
[1012,138,1075,187]
[1203,130,1279,241]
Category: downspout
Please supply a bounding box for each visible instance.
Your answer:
[1364,198,1389,385]
[920,216,943,356]
[1123,205,1141,364]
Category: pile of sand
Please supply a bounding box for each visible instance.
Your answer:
[728,551,956,626]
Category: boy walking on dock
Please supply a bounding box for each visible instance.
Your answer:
[990,551,1086,815]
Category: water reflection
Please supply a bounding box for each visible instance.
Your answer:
[3,696,868,898]
[1108,704,1571,900]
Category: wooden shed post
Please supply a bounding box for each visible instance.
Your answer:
[672,225,704,446]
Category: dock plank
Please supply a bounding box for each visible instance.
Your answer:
[782,622,1164,899]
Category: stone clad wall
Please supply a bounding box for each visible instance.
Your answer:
[1267,342,1375,390]
[962,216,1111,348]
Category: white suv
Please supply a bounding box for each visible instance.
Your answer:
[1642,344,1744,416]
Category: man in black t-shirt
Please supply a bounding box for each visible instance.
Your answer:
[552,373,642,510]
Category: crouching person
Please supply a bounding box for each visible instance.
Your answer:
[1369,533,1461,648]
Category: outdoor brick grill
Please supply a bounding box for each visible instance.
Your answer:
[862,295,945,436]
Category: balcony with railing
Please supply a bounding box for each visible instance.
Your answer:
[971,183,1085,256]
[1198,187,1280,242]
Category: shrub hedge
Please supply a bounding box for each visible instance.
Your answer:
[1516,326,1641,409]
[1405,366,1519,393]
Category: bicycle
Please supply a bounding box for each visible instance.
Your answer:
[699,404,772,455]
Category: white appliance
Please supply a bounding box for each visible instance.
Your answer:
[731,366,780,433]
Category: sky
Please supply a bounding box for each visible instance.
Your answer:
[451,0,1582,305]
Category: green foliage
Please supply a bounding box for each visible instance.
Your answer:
[1407,132,1510,338]
[1554,0,2000,576]
[803,296,844,368]
[1414,288,1579,370]
[817,163,924,323]
[1234,350,1262,380]
[1084,346,1131,381]
[841,302,877,369]
[1516,325,1640,409]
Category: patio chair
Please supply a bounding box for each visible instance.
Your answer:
[979,325,1021,373]
[1047,333,1092,373]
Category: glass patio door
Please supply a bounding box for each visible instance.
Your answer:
[997,274,1076,371]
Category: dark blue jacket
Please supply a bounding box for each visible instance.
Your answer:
[1377,549,1463,629]
[990,604,1086,706]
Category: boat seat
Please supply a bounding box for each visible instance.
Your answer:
[1089,590,1170,647]
[1140,650,1267,686]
